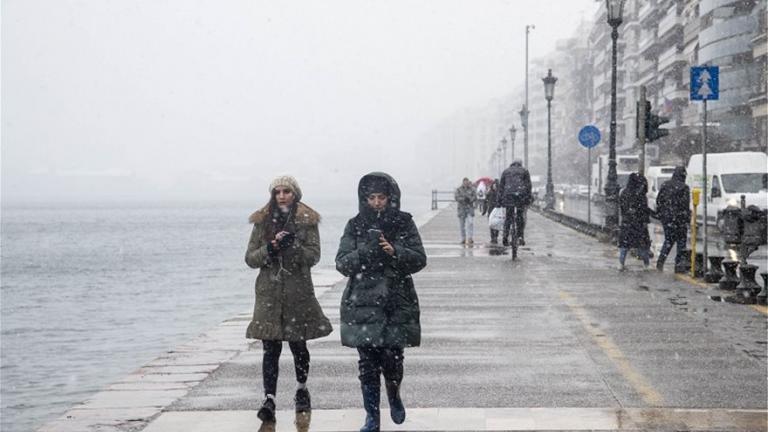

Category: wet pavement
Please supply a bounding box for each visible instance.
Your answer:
[38,205,767,431]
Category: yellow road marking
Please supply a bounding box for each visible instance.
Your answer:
[559,291,664,406]
[674,275,768,316]
[674,273,712,289]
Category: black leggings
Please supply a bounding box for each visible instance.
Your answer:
[357,347,404,387]
[262,340,309,396]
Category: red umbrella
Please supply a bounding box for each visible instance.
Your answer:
[475,177,493,187]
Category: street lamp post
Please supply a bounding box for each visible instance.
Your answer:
[604,0,625,231]
[519,105,528,166]
[525,24,534,168]
[509,125,517,162]
[542,69,557,211]
[501,137,508,171]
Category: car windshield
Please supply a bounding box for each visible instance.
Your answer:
[720,173,768,193]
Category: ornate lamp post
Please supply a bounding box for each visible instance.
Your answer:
[509,125,517,162]
[604,0,626,231]
[542,68,557,211]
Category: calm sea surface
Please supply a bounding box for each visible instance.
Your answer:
[1,197,431,432]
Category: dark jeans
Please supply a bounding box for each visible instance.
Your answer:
[490,228,499,242]
[262,340,309,396]
[503,205,526,243]
[357,347,404,387]
[658,227,687,266]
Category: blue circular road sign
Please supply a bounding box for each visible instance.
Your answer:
[578,125,601,149]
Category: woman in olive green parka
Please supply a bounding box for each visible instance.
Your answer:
[335,172,426,432]
[245,175,332,425]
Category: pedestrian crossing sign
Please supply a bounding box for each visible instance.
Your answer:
[690,66,719,101]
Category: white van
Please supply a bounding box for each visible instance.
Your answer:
[646,165,676,212]
[686,152,768,226]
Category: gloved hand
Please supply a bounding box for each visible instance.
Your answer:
[277,232,295,250]
[359,238,386,264]
[267,241,279,258]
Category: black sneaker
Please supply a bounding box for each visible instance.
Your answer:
[257,396,276,422]
[294,388,311,413]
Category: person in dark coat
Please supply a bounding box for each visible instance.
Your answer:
[484,180,500,244]
[618,173,651,270]
[335,172,427,432]
[497,161,532,246]
[655,166,691,271]
[454,177,476,245]
[245,175,333,425]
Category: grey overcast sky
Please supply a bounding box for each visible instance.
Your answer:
[2,0,597,203]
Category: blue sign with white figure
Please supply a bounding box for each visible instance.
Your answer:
[690,66,719,101]
[578,125,601,148]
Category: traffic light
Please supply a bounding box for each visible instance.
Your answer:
[644,101,670,142]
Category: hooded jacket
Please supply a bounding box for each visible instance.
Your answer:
[245,200,332,341]
[335,172,427,348]
[619,173,652,249]
[656,166,690,236]
[498,162,532,207]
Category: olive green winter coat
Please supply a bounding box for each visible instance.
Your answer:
[335,173,427,348]
[245,202,332,341]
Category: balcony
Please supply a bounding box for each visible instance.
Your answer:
[683,16,700,44]
[658,11,683,39]
[637,2,654,25]
[638,31,658,55]
[657,45,686,72]
[662,82,689,101]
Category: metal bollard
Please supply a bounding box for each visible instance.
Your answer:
[718,260,740,291]
[735,264,761,301]
[703,256,724,283]
[758,273,768,306]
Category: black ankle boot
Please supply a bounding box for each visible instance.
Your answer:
[359,384,380,432]
[257,395,276,422]
[385,380,405,424]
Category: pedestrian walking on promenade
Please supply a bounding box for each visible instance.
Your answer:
[455,177,476,246]
[497,161,532,246]
[245,175,332,426]
[618,173,652,271]
[476,181,487,214]
[655,166,691,272]
[335,172,427,432]
[484,180,500,244]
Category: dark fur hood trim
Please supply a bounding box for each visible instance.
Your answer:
[248,202,321,225]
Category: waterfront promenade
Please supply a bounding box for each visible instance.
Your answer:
[38,206,767,431]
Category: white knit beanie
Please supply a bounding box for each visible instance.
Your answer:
[269,175,302,201]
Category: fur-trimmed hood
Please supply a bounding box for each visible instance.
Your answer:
[248,202,321,225]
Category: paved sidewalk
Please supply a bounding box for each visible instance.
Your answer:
[39,206,767,431]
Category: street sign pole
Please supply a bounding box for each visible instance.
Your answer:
[578,125,601,226]
[588,146,592,224]
[690,65,718,275]
[638,86,647,175]
[702,98,708,274]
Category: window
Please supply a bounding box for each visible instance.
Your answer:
[721,173,768,193]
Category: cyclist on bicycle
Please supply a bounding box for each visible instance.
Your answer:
[496,160,532,247]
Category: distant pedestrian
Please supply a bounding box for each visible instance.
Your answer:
[336,172,427,432]
[476,181,487,214]
[455,177,476,246]
[618,173,651,271]
[484,180,500,244]
[497,161,532,246]
[245,175,332,426]
[655,166,691,272]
